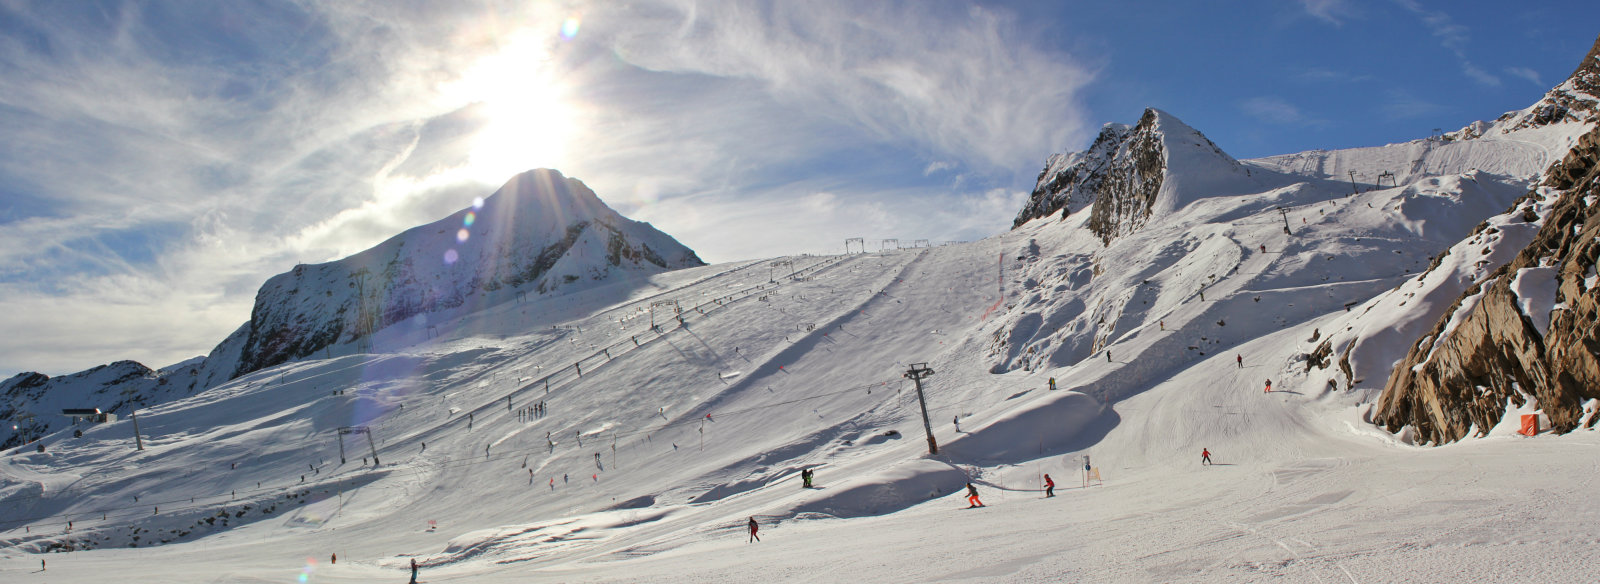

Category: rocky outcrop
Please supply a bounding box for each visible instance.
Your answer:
[1374,126,1600,444]
[1013,123,1132,227]
[1014,108,1250,244]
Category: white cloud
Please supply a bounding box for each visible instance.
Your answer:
[598,0,1095,171]
[1504,66,1543,87]
[1298,0,1356,25]
[1392,0,1499,86]
[1380,89,1446,120]
[1239,96,1329,128]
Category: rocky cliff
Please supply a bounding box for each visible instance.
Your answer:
[1373,125,1600,444]
[1014,108,1252,244]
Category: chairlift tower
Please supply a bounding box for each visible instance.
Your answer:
[649,300,680,329]
[1376,171,1397,189]
[769,260,792,282]
[881,239,899,252]
[903,363,938,455]
[337,426,379,465]
[845,238,864,254]
[913,239,930,249]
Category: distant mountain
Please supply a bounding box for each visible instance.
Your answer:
[193,168,705,389]
[2,169,704,448]
[0,359,201,450]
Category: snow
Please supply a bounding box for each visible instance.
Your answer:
[5,93,1600,583]
[1510,266,1561,337]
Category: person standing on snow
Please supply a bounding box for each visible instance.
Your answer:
[1201,448,1212,465]
[1236,354,1243,368]
[953,415,961,433]
[748,516,761,542]
[1264,379,1272,393]
[1048,377,1056,390]
[966,483,984,508]
[1043,474,1055,498]
[409,558,419,583]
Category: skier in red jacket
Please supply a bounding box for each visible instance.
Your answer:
[748,516,760,542]
[1043,474,1055,498]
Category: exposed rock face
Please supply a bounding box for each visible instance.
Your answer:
[198,168,704,387]
[1013,108,1249,244]
[1085,110,1168,244]
[1013,123,1131,227]
[1374,126,1600,444]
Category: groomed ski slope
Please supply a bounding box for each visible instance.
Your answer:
[5,125,1600,582]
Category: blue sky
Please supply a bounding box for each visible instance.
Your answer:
[1,0,1596,377]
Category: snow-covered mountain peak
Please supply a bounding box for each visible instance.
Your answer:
[192,168,705,389]
[1015,107,1253,244]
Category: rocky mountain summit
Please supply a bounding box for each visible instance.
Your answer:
[1014,108,1252,244]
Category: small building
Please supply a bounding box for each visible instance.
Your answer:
[62,408,117,424]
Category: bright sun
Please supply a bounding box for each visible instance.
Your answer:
[443,32,576,185]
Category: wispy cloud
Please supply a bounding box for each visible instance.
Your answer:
[1292,67,1372,84]
[1392,0,1499,86]
[1504,66,1544,87]
[1380,89,1447,120]
[1298,0,1356,25]
[1239,96,1329,128]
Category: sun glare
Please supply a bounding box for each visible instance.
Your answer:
[443,32,576,185]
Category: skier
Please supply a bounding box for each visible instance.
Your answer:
[1043,474,1055,498]
[1160,320,1165,330]
[953,415,961,433]
[966,483,984,508]
[1259,244,1266,253]
[801,468,813,488]
[1201,448,1212,465]
[1048,377,1056,391]
[331,553,337,565]
[410,558,419,584]
[1236,354,1243,368]
[748,516,760,542]
[1264,378,1272,393]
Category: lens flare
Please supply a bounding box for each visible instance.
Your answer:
[464,211,476,227]
[444,249,459,264]
[561,17,580,40]
[457,228,470,243]
[473,197,485,210]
